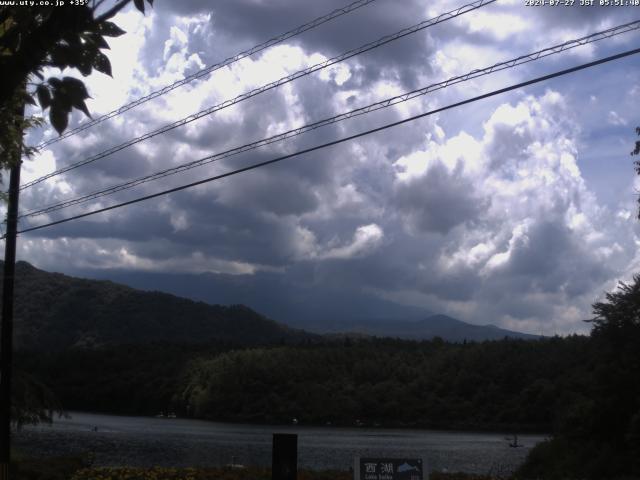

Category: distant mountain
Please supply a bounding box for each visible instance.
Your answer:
[72,268,434,328]
[295,314,540,341]
[2,261,537,348]
[69,266,538,342]
[1,261,313,351]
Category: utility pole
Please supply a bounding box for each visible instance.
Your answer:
[0,103,24,480]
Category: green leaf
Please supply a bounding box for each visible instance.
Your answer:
[48,77,62,88]
[62,31,83,49]
[57,94,73,113]
[50,105,69,135]
[49,79,72,113]
[59,77,92,118]
[75,51,93,76]
[85,33,110,49]
[62,77,90,99]
[133,0,145,13]
[36,85,51,110]
[92,51,112,77]
[50,45,72,69]
[99,21,126,38]
[74,99,91,119]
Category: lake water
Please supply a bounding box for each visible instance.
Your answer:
[15,412,547,475]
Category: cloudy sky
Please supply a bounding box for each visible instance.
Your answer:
[10,0,640,334]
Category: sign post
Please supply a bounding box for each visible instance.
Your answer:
[272,433,297,480]
[354,457,426,480]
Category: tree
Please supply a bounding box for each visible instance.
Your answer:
[591,276,640,332]
[589,277,640,449]
[631,128,640,218]
[0,2,153,477]
[518,278,640,479]
[0,0,154,174]
[0,0,156,399]
[11,370,62,430]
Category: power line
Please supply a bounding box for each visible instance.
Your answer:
[34,0,380,149]
[21,0,496,190]
[12,46,640,238]
[19,20,640,219]
[24,0,494,189]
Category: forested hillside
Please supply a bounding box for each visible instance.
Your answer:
[2,261,312,350]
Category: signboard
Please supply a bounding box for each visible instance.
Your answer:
[354,457,426,480]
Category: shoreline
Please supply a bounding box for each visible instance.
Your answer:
[51,409,552,436]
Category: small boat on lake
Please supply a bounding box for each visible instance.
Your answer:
[509,434,523,448]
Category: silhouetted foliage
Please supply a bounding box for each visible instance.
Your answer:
[518,276,640,479]
[11,369,62,429]
[0,0,153,176]
[631,127,640,219]
[16,343,234,417]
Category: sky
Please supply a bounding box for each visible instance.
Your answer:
[8,0,640,334]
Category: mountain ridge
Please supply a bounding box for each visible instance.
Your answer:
[69,266,541,340]
[2,261,538,348]
[1,260,313,350]
[293,313,539,341]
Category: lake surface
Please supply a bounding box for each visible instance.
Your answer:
[15,412,547,475]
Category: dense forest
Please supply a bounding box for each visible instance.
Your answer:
[17,336,590,431]
[181,337,595,431]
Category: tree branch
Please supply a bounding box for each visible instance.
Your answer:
[94,0,131,23]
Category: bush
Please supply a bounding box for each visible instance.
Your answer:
[12,455,87,480]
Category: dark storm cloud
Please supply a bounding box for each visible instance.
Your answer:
[503,220,613,296]
[21,195,308,267]
[152,0,438,89]
[22,202,179,242]
[215,168,320,216]
[156,0,426,55]
[394,160,489,234]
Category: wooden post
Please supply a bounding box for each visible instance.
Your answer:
[272,433,297,480]
[0,103,24,480]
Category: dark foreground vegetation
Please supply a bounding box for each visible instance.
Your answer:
[11,275,640,478]
[19,336,589,431]
[10,455,494,480]
[515,277,640,479]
